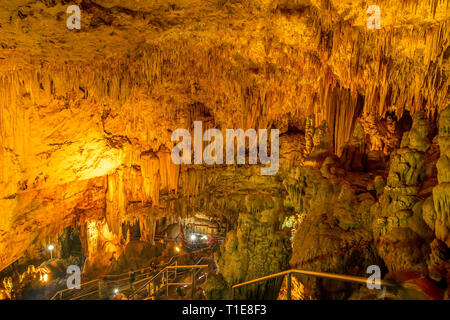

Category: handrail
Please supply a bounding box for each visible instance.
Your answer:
[134,264,209,296]
[132,253,196,294]
[182,240,218,252]
[50,254,185,300]
[50,278,98,300]
[231,269,396,300]
[166,265,208,269]
[195,257,208,266]
[50,249,213,300]
[134,255,210,299]
[133,259,179,295]
[51,263,153,299]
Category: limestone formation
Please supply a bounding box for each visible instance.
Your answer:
[215,196,290,299]
[0,0,448,301]
[372,112,433,275]
[285,166,383,299]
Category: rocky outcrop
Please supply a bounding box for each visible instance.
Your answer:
[215,195,291,299]
[285,166,383,299]
[372,111,433,275]
[423,106,450,245]
[303,118,331,167]
[284,110,449,299]
[422,105,450,284]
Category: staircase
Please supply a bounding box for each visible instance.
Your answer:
[134,257,209,300]
[50,255,210,300]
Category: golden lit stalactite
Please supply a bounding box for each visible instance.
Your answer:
[141,151,161,206]
[168,159,180,195]
[86,220,99,259]
[106,170,126,236]
[157,146,170,192]
[155,145,180,195]
[315,71,364,155]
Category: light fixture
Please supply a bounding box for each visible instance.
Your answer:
[40,273,49,283]
[190,234,196,241]
[48,244,54,259]
[114,288,119,294]
[175,246,180,252]
[201,235,208,240]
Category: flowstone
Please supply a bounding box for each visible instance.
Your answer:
[303,119,331,167]
[214,196,291,299]
[285,166,382,299]
[373,111,432,274]
[422,105,450,283]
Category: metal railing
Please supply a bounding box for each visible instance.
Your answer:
[50,254,210,300]
[231,269,396,300]
[134,256,210,300]
[50,254,182,300]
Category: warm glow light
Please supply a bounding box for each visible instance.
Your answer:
[40,273,49,283]
[201,235,208,240]
[175,246,180,252]
[114,288,119,294]
[84,146,123,179]
[96,158,119,176]
[87,221,99,255]
[48,244,54,251]
[190,234,196,241]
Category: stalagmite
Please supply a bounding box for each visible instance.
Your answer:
[424,105,450,246]
[373,111,433,274]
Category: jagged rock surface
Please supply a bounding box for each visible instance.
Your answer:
[214,196,291,299]
[0,0,448,300]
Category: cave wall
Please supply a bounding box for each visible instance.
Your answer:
[286,108,450,299]
[214,195,291,299]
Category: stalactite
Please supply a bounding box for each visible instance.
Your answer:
[156,145,179,194]
[314,72,363,155]
[106,170,126,236]
[1,17,447,159]
[304,115,314,156]
[140,151,161,206]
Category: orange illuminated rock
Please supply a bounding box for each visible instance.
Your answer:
[0,1,448,301]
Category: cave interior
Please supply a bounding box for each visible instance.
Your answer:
[0,0,449,300]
